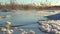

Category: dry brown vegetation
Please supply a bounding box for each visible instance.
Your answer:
[0,3,60,10]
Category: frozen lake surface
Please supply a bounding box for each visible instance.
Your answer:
[0,10,59,34]
[0,10,48,34]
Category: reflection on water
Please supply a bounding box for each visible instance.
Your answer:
[0,10,47,34]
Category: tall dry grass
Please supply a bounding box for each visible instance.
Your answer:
[0,3,58,10]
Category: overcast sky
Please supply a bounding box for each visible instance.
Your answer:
[0,0,60,5]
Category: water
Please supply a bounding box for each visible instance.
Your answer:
[0,10,48,34]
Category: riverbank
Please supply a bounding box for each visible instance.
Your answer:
[38,20,60,34]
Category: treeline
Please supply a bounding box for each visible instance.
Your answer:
[0,3,36,10]
[0,3,58,10]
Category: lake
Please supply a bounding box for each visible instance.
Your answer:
[0,10,48,34]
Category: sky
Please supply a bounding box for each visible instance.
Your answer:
[0,0,60,5]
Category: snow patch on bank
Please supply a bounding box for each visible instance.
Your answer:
[38,20,60,34]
